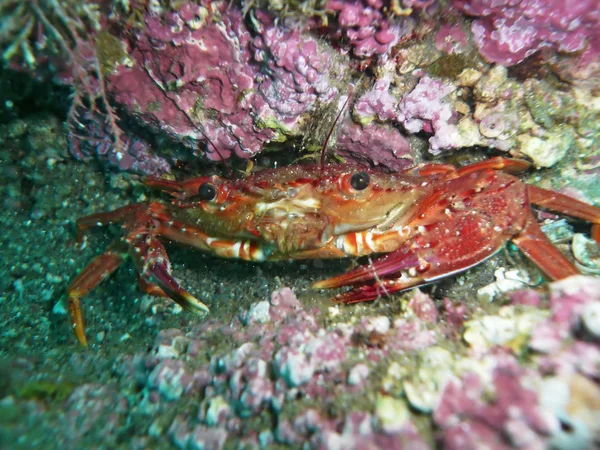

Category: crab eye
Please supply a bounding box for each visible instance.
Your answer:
[350,172,370,190]
[198,182,217,201]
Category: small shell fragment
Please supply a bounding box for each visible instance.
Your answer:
[572,233,600,274]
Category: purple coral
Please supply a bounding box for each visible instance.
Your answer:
[109,2,273,161]
[325,0,403,58]
[434,355,556,449]
[251,10,340,128]
[336,121,413,170]
[398,76,459,153]
[454,0,600,66]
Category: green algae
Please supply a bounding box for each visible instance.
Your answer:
[17,379,76,402]
[427,53,476,80]
[524,79,578,129]
[95,30,129,78]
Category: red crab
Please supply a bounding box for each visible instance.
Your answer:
[67,157,600,345]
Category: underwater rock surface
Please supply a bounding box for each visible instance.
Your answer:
[1,1,600,449]
[3,0,600,173]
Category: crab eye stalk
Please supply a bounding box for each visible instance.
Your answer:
[198,182,217,201]
[350,172,370,191]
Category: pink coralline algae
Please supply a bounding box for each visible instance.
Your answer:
[109,2,273,161]
[127,287,440,448]
[405,289,438,323]
[528,276,600,375]
[12,276,600,448]
[251,10,340,128]
[434,354,556,450]
[398,76,459,153]
[454,0,600,66]
[62,384,129,445]
[434,24,469,55]
[354,76,400,123]
[277,409,429,450]
[68,110,171,175]
[431,275,600,449]
[336,121,413,170]
[108,2,348,162]
[10,382,130,449]
[353,74,461,155]
[325,0,403,58]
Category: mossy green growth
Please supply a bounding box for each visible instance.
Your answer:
[95,30,128,78]
[518,124,575,167]
[17,379,76,402]
[524,79,578,129]
[577,108,600,139]
[255,116,293,143]
[427,53,478,80]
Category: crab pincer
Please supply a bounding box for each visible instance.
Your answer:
[67,203,209,346]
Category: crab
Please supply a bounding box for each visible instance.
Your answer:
[67,157,600,345]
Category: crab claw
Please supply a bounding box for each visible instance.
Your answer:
[313,246,422,289]
[131,234,210,315]
[313,245,428,304]
[67,223,209,346]
[144,261,210,314]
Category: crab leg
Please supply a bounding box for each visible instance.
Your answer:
[414,157,531,177]
[528,186,600,243]
[155,220,268,261]
[313,245,426,303]
[330,279,415,304]
[74,204,147,242]
[68,205,147,345]
[512,211,580,280]
[67,241,128,346]
[454,157,531,176]
[326,240,500,304]
[68,203,210,345]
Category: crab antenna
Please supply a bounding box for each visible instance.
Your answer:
[320,93,351,173]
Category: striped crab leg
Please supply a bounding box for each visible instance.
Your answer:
[67,203,210,346]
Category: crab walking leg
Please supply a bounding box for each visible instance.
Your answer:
[528,186,600,243]
[74,204,147,242]
[512,211,580,280]
[67,241,128,346]
[453,157,531,176]
[412,157,530,178]
[137,276,171,297]
[129,233,210,314]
